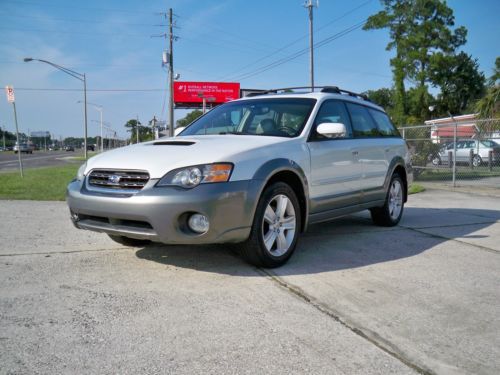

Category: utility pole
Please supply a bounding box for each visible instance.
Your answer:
[1,125,5,150]
[136,115,140,144]
[168,8,175,137]
[304,0,318,90]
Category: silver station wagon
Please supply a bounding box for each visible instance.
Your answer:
[67,87,412,267]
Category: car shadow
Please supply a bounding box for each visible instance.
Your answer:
[135,207,499,276]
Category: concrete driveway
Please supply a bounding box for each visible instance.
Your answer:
[1,189,499,374]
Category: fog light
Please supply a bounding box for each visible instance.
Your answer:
[188,214,209,234]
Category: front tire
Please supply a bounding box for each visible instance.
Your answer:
[472,154,482,167]
[370,174,405,227]
[108,235,150,247]
[240,182,301,268]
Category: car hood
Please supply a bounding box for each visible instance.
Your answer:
[84,135,290,179]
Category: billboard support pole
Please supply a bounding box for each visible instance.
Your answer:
[12,102,24,178]
[168,8,175,137]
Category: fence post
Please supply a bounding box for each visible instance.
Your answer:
[489,150,493,172]
[469,148,474,169]
[448,151,453,169]
[450,113,457,187]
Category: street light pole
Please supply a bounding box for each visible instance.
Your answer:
[79,101,103,152]
[24,57,89,160]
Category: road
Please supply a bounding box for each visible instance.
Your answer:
[0,150,84,172]
[1,189,499,374]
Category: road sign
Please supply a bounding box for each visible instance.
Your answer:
[5,86,15,103]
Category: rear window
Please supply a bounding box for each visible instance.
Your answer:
[368,109,400,137]
[345,103,380,137]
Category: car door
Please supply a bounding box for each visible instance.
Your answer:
[345,102,388,195]
[307,100,361,214]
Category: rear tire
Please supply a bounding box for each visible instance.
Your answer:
[370,174,405,227]
[108,235,150,247]
[240,182,301,268]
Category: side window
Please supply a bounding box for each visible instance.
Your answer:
[311,100,352,140]
[368,108,400,137]
[345,103,381,137]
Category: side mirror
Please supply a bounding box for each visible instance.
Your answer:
[316,123,346,138]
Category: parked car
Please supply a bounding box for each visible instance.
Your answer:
[67,87,412,267]
[14,143,34,154]
[65,146,75,152]
[431,139,500,166]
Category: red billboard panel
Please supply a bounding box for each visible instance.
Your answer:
[174,81,240,106]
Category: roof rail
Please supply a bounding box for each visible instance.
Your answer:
[243,85,372,102]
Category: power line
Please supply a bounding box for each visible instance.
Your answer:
[0,12,161,27]
[14,88,165,92]
[6,0,153,15]
[0,26,149,38]
[224,20,366,82]
[216,0,373,81]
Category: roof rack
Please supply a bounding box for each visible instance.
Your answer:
[244,86,372,102]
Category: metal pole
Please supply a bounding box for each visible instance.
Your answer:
[168,8,175,137]
[307,0,315,90]
[1,126,5,150]
[83,74,88,160]
[12,102,24,177]
[100,108,103,152]
[450,113,457,187]
[136,115,139,144]
[202,97,206,114]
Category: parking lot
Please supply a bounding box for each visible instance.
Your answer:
[1,189,499,374]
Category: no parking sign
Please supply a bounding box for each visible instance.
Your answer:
[5,85,15,103]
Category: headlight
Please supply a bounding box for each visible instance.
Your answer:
[76,163,87,181]
[156,163,233,188]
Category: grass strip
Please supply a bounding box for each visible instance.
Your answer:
[408,184,425,194]
[0,164,80,201]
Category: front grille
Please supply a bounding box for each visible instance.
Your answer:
[88,170,150,190]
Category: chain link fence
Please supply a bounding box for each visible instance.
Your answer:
[399,118,500,188]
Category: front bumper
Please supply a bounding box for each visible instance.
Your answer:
[67,178,262,244]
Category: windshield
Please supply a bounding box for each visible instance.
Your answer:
[179,98,316,138]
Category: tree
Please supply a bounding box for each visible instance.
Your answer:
[176,110,203,128]
[363,0,414,124]
[364,88,395,112]
[431,52,485,115]
[476,56,500,118]
[124,119,153,143]
[364,0,467,121]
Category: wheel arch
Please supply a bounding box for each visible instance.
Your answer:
[252,159,309,232]
[384,157,408,203]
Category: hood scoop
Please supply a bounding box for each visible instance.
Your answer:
[151,141,195,146]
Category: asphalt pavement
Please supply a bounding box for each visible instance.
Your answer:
[0,150,83,172]
[1,189,499,374]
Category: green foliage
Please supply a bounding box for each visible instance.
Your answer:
[488,57,500,86]
[176,110,203,128]
[430,52,485,115]
[476,57,500,118]
[124,119,153,143]
[0,164,80,201]
[364,0,472,122]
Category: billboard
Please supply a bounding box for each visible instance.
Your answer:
[174,81,240,108]
[31,131,51,138]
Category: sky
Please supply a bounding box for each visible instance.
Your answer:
[0,0,499,140]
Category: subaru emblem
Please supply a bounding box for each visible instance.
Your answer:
[109,175,121,184]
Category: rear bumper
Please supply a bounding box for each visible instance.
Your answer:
[67,178,262,244]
